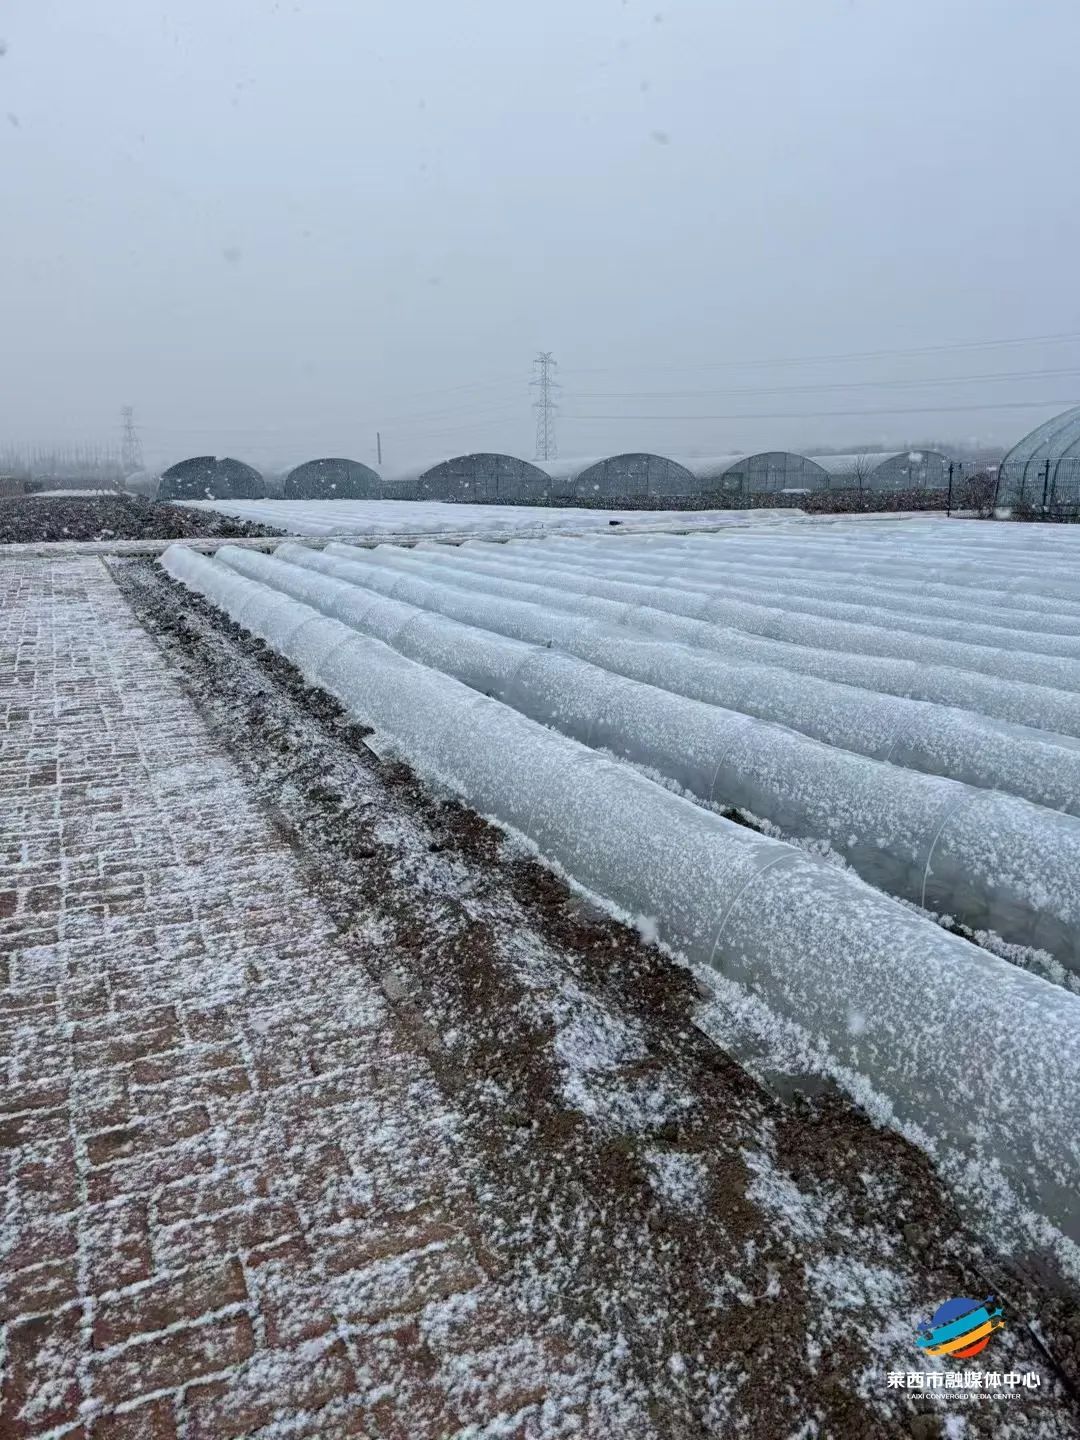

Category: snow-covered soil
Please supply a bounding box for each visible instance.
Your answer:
[2,551,1078,1436]
[180,497,808,538]
[0,494,279,546]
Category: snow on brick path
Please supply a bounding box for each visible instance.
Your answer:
[0,558,597,1438]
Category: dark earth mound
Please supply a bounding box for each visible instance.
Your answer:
[0,494,282,544]
[488,486,957,513]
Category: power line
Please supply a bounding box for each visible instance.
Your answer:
[568,364,1080,402]
[560,329,1080,378]
[564,398,1080,423]
[531,351,558,461]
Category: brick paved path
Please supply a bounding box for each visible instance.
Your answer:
[0,559,562,1438]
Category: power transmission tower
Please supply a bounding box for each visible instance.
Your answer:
[531,351,558,461]
[120,405,143,477]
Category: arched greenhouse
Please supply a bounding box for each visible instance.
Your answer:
[217,458,265,497]
[414,453,551,503]
[158,456,265,501]
[809,451,951,491]
[998,406,1080,508]
[688,455,835,501]
[284,458,382,500]
[539,453,696,500]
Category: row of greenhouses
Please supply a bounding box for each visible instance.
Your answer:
[128,448,954,503]
[125,405,1080,506]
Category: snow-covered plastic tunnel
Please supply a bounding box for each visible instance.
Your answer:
[159,542,1080,1262]
[321,540,1080,737]
[591,528,1080,607]
[275,542,1080,815]
[361,541,1080,692]
[454,537,1080,661]
[216,544,1080,968]
[598,526,1080,580]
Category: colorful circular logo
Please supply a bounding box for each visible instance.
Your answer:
[916,1296,1005,1360]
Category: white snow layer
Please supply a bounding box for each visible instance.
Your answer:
[283,540,1080,811]
[315,539,1080,735]
[160,540,1080,1276]
[180,498,802,538]
[216,543,1080,971]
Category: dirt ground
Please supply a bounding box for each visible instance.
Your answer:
[104,555,1080,1438]
[0,495,281,544]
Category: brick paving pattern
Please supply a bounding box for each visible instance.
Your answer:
[0,559,552,1438]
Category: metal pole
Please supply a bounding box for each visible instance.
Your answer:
[946,462,953,517]
[376,432,382,466]
[1042,458,1051,514]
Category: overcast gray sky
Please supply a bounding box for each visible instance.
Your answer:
[2,0,1079,473]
